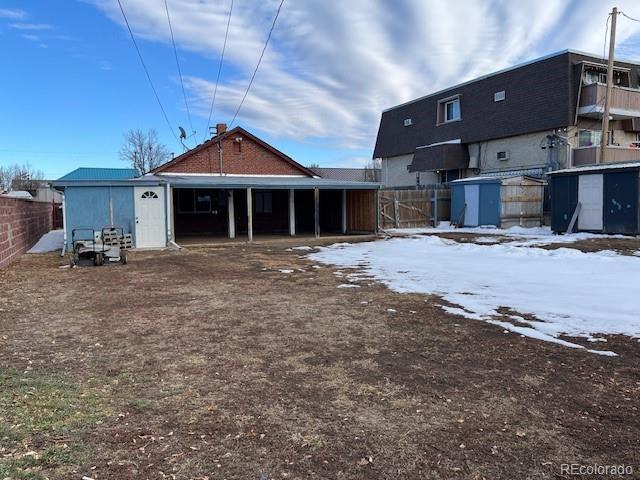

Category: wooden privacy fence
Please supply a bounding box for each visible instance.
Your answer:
[379,188,451,229]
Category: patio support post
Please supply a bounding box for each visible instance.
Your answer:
[314,187,320,239]
[247,187,253,242]
[228,190,235,239]
[341,189,347,234]
[289,189,296,236]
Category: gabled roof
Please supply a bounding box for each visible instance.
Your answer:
[57,167,138,181]
[151,126,316,177]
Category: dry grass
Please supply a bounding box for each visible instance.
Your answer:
[0,238,639,479]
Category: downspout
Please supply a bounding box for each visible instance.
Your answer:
[60,191,67,256]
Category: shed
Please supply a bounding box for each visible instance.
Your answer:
[450,175,545,228]
[548,162,640,234]
[52,168,164,250]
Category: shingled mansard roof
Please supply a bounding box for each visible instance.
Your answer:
[373,49,640,159]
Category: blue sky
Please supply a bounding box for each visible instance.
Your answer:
[1,0,640,179]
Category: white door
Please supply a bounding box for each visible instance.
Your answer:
[578,174,603,231]
[464,184,480,226]
[134,186,166,248]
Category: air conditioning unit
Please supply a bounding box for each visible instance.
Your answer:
[497,151,509,161]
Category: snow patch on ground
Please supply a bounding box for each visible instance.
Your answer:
[279,269,294,274]
[310,235,640,355]
[291,246,314,251]
[337,283,360,289]
[27,230,64,253]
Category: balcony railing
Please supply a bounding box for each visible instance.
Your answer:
[578,83,640,118]
[572,146,640,166]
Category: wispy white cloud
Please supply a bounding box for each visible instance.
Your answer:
[88,0,640,152]
[0,8,26,20]
[10,23,52,31]
[21,34,40,42]
[20,33,48,48]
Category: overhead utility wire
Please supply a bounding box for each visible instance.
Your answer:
[603,14,610,61]
[229,0,285,128]
[164,0,195,140]
[115,0,180,144]
[204,0,234,141]
[620,12,640,23]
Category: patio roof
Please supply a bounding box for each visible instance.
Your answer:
[52,174,381,190]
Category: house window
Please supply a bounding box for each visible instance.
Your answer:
[404,118,413,127]
[578,130,602,147]
[497,151,509,161]
[494,90,505,102]
[255,191,272,214]
[438,96,461,124]
[233,139,242,153]
[196,192,211,213]
[178,189,217,213]
[141,191,158,199]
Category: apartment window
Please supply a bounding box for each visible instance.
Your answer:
[437,95,461,124]
[494,90,506,102]
[255,191,273,214]
[444,99,460,122]
[578,130,602,147]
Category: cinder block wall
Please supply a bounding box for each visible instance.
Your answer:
[0,197,52,268]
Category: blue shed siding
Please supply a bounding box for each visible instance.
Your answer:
[64,186,136,248]
[603,171,639,235]
[450,184,466,225]
[478,183,501,226]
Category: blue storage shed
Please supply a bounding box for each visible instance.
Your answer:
[52,168,168,250]
[549,162,640,235]
[451,175,545,228]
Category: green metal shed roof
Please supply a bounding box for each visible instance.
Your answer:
[56,167,138,181]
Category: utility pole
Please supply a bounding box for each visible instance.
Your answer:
[600,6,618,164]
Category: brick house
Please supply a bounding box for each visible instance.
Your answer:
[52,125,380,249]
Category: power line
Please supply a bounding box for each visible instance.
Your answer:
[603,13,610,61]
[229,0,284,128]
[115,0,180,145]
[204,0,234,141]
[164,0,195,142]
[620,11,640,23]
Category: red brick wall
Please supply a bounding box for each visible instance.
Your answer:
[0,197,53,268]
[161,135,308,176]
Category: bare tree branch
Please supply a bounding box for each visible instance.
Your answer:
[0,163,45,193]
[119,128,171,175]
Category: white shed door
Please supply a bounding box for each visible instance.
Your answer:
[578,174,603,231]
[464,184,480,226]
[134,186,166,248]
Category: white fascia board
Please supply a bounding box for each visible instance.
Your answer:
[156,172,308,178]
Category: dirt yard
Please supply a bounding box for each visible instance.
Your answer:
[1,236,639,479]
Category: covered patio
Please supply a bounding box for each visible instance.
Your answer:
[157,175,380,244]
